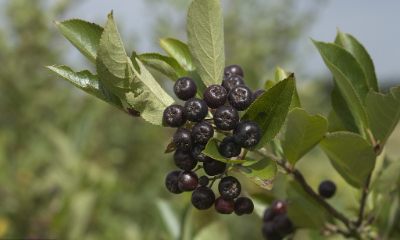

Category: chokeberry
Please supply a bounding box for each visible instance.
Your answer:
[165,170,183,194]
[191,143,211,162]
[191,186,215,210]
[218,176,241,199]
[203,85,228,109]
[263,207,274,222]
[173,129,193,151]
[192,121,214,144]
[318,180,336,199]
[233,120,262,148]
[222,75,246,93]
[273,214,293,237]
[254,89,266,100]
[173,77,197,101]
[163,104,186,127]
[234,197,254,216]
[174,149,198,171]
[218,136,241,158]
[213,105,239,130]
[224,64,244,78]
[183,98,208,122]
[271,199,286,215]
[203,159,226,176]
[198,176,209,187]
[228,85,254,111]
[178,171,198,191]
[262,221,282,240]
[214,196,235,214]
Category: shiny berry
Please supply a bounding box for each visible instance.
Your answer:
[173,77,197,101]
[222,75,246,93]
[215,196,235,214]
[203,159,226,176]
[271,199,286,215]
[218,136,241,158]
[203,85,227,109]
[191,186,215,210]
[191,143,211,162]
[183,98,208,122]
[273,214,293,237]
[254,89,266,100]
[174,149,198,171]
[318,180,336,199]
[228,85,254,111]
[218,176,241,199]
[213,105,239,130]
[233,120,262,148]
[173,129,193,151]
[234,197,254,215]
[224,64,244,78]
[163,104,186,127]
[262,221,281,240]
[192,121,214,144]
[198,176,210,187]
[178,171,198,191]
[165,170,183,194]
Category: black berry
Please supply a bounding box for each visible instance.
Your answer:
[254,89,266,100]
[218,136,241,158]
[198,176,210,187]
[271,199,286,215]
[213,105,239,130]
[262,221,281,240]
[228,85,254,111]
[191,143,212,162]
[191,186,215,210]
[218,176,241,199]
[178,171,198,191]
[224,64,244,78]
[203,159,226,176]
[163,104,186,127]
[173,129,193,151]
[318,180,336,198]
[173,77,197,101]
[234,197,254,216]
[233,120,262,148]
[273,214,293,237]
[192,121,214,144]
[165,170,183,194]
[222,75,246,93]
[214,196,235,214]
[183,98,208,122]
[263,207,274,222]
[203,85,228,109]
[174,149,198,171]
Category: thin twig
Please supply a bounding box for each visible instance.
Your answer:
[356,173,372,227]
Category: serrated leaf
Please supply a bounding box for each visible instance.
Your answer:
[319,132,376,188]
[55,19,103,64]
[334,29,379,92]
[366,86,400,151]
[236,157,277,190]
[202,138,246,164]
[242,76,294,150]
[138,53,187,81]
[193,221,229,240]
[274,67,301,110]
[47,65,123,109]
[126,59,174,126]
[281,108,327,166]
[187,0,225,87]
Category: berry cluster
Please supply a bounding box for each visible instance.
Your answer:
[163,64,264,215]
[262,199,294,240]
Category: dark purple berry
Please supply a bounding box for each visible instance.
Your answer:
[233,120,262,148]
[254,89,266,100]
[263,207,274,222]
[318,180,336,199]
[173,129,193,151]
[203,85,228,109]
[192,121,214,144]
[218,176,241,199]
[273,214,293,237]
[198,176,210,187]
[222,75,246,93]
[224,64,244,78]
[228,85,254,111]
[218,136,241,158]
[203,159,226,176]
[174,149,198,171]
[262,221,282,240]
[213,105,239,130]
[191,186,215,210]
[163,104,186,127]
[178,171,198,191]
[271,199,286,215]
[215,196,235,214]
[234,197,254,216]
[183,98,208,122]
[165,170,183,194]
[173,77,197,101]
[191,143,212,162]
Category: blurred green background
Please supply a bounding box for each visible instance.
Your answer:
[0,0,399,239]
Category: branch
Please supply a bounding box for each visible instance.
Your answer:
[356,173,372,227]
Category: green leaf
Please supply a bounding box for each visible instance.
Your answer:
[366,86,400,151]
[319,132,376,188]
[334,29,379,92]
[242,76,294,150]
[236,157,278,190]
[46,65,123,109]
[263,79,275,90]
[126,59,174,126]
[274,67,292,82]
[373,159,400,195]
[55,19,103,64]
[202,138,246,164]
[273,67,301,110]
[326,110,346,132]
[187,0,225,87]
[138,53,187,81]
[281,108,328,166]
[312,39,369,128]
[193,221,229,240]
[156,199,181,239]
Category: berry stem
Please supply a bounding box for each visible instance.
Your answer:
[356,173,372,227]
[193,165,203,172]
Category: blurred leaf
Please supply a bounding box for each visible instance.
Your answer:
[47,65,123,109]
[69,191,97,239]
[286,181,327,229]
[156,199,181,240]
[236,157,278,190]
[366,86,400,151]
[281,108,327,166]
[181,206,194,240]
[202,138,246,164]
[126,59,174,126]
[187,0,225,87]
[138,53,187,81]
[274,67,292,83]
[274,67,301,110]
[55,19,103,64]
[319,132,376,188]
[242,76,294,150]
[334,29,379,92]
[373,159,400,195]
[326,110,346,132]
[263,79,275,90]
[193,221,229,240]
